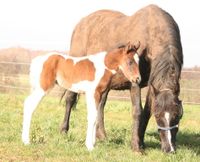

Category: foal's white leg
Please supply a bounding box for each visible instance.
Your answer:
[85,92,97,151]
[22,88,45,144]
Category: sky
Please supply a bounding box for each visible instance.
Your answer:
[0,0,200,67]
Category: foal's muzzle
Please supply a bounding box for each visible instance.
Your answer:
[131,76,141,85]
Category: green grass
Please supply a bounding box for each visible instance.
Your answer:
[0,93,200,162]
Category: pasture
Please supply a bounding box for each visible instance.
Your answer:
[0,93,200,162]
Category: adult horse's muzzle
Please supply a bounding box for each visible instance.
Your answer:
[158,124,178,153]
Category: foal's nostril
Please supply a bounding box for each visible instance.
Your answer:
[136,77,141,84]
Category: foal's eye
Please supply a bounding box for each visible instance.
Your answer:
[127,60,133,65]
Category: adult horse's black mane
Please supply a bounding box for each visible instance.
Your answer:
[149,44,183,92]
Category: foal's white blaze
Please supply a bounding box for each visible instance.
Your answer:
[165,112,174,152]
[134,53,139,64]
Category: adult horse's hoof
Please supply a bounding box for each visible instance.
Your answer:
[96,129,106,140]
[60,124,69,134]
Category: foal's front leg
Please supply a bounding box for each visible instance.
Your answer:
[85,92,98,151]
[96,89,109,140]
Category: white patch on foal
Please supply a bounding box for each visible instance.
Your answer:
[164,112,174,152]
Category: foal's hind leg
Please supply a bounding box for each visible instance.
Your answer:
[22,88,45,144]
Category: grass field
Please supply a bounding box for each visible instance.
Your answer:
[0,93,200,162]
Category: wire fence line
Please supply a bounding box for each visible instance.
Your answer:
[0,60,200,73]
[0,61,200,105]
[0,61,30,65]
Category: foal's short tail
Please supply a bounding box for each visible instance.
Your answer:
[29,54,50,91]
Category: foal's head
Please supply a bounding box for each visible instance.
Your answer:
[151,85,183,153]
[116,42,141,84]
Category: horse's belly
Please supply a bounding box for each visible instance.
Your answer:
[68,81,93,93]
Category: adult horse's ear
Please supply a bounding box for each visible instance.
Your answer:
[134,41,140,51]
[150,84,159,97]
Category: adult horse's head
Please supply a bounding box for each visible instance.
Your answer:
[114,41,141,85]
[150,85,183,153]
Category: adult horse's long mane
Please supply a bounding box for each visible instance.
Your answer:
[149,44,183,93]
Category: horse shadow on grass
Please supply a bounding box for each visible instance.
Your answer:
[145,131,200,154]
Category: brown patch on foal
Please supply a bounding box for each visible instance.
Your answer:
[40,54,96,91]
[95,69,113,106]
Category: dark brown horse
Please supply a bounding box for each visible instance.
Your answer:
[61,4,183,153]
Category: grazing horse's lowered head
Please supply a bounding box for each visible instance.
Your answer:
[150,85,183,153]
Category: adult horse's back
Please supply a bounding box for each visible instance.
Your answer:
[62,4,183,153]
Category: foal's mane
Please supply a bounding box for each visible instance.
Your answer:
[117,44,137,53]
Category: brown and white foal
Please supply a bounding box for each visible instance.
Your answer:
[22,42,141,151]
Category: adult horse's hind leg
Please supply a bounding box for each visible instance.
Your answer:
[96,88,109,140]
[22,88,45,144]
[130,85,144,152]
[60,91,78,133]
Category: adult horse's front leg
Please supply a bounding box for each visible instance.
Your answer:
[96,89,110,140]
[60,91,78,133]
[140,88,152,147]
[130,84,144,152]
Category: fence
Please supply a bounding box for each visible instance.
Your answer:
[0,61,200,105]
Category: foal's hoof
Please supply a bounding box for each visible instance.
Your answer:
[131,143,145,154]
[85,143,94,151]
[22,138,30,145]
[132,146,145,155]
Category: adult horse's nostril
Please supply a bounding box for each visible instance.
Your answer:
[170,150,176,154]
[162,146,176,154]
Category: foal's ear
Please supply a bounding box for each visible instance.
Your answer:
[133,41,140,51]
[124,41,133,53]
